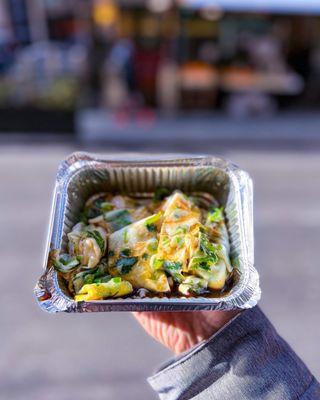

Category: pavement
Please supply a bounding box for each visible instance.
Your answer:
[1,142,320,400]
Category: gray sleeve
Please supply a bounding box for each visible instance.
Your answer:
[148,307,320,400]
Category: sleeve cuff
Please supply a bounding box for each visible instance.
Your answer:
[148,307,319,400]
[147,309,244,398]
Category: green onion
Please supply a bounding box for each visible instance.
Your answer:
[86,230,105,253]
[120,249,131,257]
[94,275,112,284]
[207,207,224,224]
[54,254,80,273]
[162,260,184,283]
[176,226,187,234]
[163,260,182,271]
[153,187,170,202]
[190,256,217,271]
[123,229,129,244]
[120,248,131,257]
[101,202,114,212]
[199,232,220,258]
[145,212,162,226]
[111,277,122,284]
[104,209,133,231]
[179,276,208,295]
[145,212,162,232]
[146,223,156,232]
[147,238,158,253]
[115,257,138,275]
[162,236,170,247]
[152,258,164,269]
[84,274,94,284]
[72,263,109,293]
[174,236,184,247]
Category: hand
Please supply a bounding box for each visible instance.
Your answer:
[133,310,240,354]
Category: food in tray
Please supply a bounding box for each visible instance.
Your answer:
[53,189,233,301]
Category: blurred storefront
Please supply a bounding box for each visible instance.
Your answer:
[0,0,320,135]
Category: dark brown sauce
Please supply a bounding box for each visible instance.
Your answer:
[131,271,235,300]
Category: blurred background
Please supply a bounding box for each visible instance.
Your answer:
[1,1,320,399]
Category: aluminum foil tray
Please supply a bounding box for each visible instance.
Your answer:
[34,152,260,313]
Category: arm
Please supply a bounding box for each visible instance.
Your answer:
[134,307,320,400]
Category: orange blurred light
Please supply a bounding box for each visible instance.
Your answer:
[93,0,118,27]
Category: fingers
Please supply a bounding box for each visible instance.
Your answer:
[131,310,241,355]
[131,312,160,331]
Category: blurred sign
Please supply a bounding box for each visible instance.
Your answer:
[93,0,119,27]
[180,0,320,14]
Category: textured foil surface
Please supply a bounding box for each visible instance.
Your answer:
[34,152,260,313]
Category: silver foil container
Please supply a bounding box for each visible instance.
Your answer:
[34,152,260,313]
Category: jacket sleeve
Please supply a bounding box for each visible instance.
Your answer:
[148,307,320,400]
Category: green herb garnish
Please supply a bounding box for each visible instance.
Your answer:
[147,238,158,253]
[120,248,131,257]
[94,275,112,284]
[153,187,170,202]
[146,223,156,232]
[163,260,182,271]
[189,256,216,271]
[104,209,133,231]
[72,261,109,293]
[115,257,138,275]
[86,230,105,253]
[207,207,224,224]
[101,202,114,212]
[162,260,184,283]
[54,254,80,273]
[123,229,129,244]
[199,232,220,258]
[84,274,94,285]
[145,212,162,232]
[152,258,164,269]
[162,236,170,247]
[176,226,187,234]
[174,236,184,247]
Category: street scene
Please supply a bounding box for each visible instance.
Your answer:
[1,0,320,399]
[1,142,319,400]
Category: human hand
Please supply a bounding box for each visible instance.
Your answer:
[133,310,240,354]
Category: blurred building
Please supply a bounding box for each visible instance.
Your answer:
[0,0,320,134]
